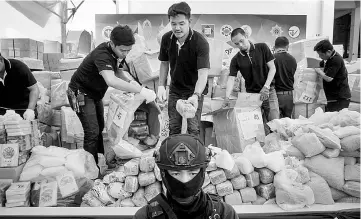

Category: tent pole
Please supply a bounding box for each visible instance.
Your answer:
[61,0,68,54]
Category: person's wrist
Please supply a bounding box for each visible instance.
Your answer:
[263,84,270,89]
[193,92,201,98]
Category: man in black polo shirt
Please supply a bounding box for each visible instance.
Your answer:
[223,28,279,131]
[313,39,351,112]
[0,53,39,120]
[68,25,156,166]
[273,36,297,118]
[157,2,210,137]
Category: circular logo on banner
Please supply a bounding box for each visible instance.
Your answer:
[102,26,114,41]
[220,25,233,39]
[241,25,252,37]
[288,26,300,38]
[3,146,15,159]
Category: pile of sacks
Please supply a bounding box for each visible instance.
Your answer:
[202,145,285,205]
[19,146,99,182]
[81,156,162,207]
[266,108,360,209]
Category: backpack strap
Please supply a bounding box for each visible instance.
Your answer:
[147,194,178,219]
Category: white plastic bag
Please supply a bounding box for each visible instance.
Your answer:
[264,151,285,173]
[112,139,142,159]
[65,149,98,180]
[31,146,71,158]
[215,150,235,171]
[243,142,267,168]
[51,80,70,109]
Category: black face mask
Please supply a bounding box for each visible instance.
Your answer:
[161,168,205,199]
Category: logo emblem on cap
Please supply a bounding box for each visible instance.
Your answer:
[170,142,195,166]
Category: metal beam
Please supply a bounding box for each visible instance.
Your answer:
[33,1,61,19]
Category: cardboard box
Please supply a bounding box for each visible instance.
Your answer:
[293,103,326,118]
[293,68,327,104]
[44,40,61,53]
[206,93,265,153]
[348,74,360,103]
[0,164,25,181]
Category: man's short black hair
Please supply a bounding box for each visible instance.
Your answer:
[168,2,191,19]
[110,25,135,46]
[230,28,246,38]
[275,36,289,48]
[314,39,333,53]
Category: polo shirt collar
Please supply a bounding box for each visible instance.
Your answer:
[170,28,194,42]
[107,42,119,60]
[239,41,255,56]
[328,50,336,60]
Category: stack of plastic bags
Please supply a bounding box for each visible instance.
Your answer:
[19,146,98,182]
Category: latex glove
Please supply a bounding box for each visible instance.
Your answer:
[314,68,323,75]
[187,94,199,110]
[23,109,35,120]
[140,87,156,103]
[260,86,270,101]
[221,97,230,108]
[157,86,167,103]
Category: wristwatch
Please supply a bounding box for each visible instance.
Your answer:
[193,92,201,98]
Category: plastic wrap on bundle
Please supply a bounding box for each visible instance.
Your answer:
[134,111,147,121]
[129,125,149,137]
[130,120,147,127]
[82,192,105,207]
[176,99,196,118]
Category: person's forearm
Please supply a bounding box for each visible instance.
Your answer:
[159,62,169,87]
[317,69,333,82]
[194,69,208,94]
[225,76,235,98]
[264,67,276,87]
[115,69,132,82]
[109,77,142,93]
[27,89,39,110]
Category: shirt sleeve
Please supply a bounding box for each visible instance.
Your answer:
[158,34,169,62]
[18,60,37,87]
[262,43,275,63]
[324,59,341,78]
[133,206,148,219]
[320,60,325,68]
[196,38,210,70]
[94,51,115,73]
[229,56,239,77]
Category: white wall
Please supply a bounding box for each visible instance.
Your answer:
[117,0,335,40]
[0,1,62,42]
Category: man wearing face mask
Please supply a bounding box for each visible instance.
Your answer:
[133,134,239,219]
[68,25,156,168]
[222,28,279,132]
[157,2,210,138]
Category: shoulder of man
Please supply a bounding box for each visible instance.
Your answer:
[192,30,208,43]
[133,205,149,219]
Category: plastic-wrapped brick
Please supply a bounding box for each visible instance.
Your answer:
[344,157,357,166]
[139,156,155,172]
[256,168,274,184]
[239,187,257,202]
[107,182,132,200]
[209,169,227,185]
[342,181,360,198]
[132,188,148,207]
[224,191,243,205]
[144,182,162,202]
[230,175,247,190]
[255,183,275,200]
[245,171,260,188]
[224,164,241,179]
[124,160,139,176]
[138,172,156,187]
[124,176,139,193]
[120,198,135,207]
[216,181,233,197]
[203,184,217,195]
[252,196,267,205]
[344,165,360,182]
[154,165,162,181]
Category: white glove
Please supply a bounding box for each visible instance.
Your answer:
[23,109,35,120]
[140,87,156,103]
[157,86,167,102]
